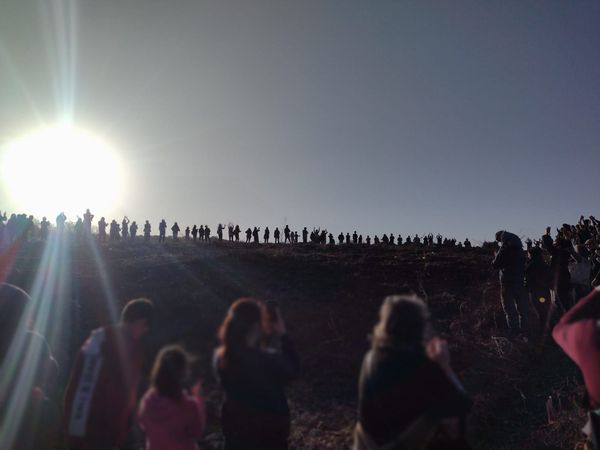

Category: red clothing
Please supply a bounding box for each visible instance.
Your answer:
[552,288,600,407]
[138,389,206,450]
[64,325,144,449]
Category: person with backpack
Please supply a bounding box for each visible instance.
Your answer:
[138,345,206,450]
[64,298,153,450]
[354,295,471,450]
[214,298,299,450]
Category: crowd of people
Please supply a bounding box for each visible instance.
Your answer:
[1,214,600,450]
[0,210,472,249]
[492,216,600,338]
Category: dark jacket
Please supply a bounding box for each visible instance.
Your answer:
[492,245,526,285]
[215,335,299,450]
[358,347,471,448]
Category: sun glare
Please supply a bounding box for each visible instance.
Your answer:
[1,124,125,219]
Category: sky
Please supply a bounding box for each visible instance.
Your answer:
[0,0,599,243]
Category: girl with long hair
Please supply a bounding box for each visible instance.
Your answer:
[138,345,205,450]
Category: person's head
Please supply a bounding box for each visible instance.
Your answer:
[495,230,504,243]
[371,295,430,350]
[0,283,30,357]
[150,345,193,400]
[217,298,263,367]
[121,298,154,339]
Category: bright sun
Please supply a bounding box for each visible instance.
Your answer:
[1,124,125,219]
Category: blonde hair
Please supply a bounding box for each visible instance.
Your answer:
[371,295,429,349]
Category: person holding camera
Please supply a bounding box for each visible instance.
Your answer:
[214,298,299,450]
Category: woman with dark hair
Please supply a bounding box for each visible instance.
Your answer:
[354,295,471,450]
[214,298,299,450]
[138,345,205,450]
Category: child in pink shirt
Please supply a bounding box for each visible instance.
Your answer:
[138,345,205,450]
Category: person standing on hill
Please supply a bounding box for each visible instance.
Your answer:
[138,346,206,450]
[159,220,167,243]
[542,227,574,311]
[214,298,299,450]
[97,217,107,242]
[130,221,138,241]
[64,299,153,450]
[264,227,270,243]
[284,225,291,244]
[245,228,252,243]
[172,222,181,240]
[204,225,211,241]
[234,225,241,242]
[40,217,51,241]
[302,227,308,243]
[492,231,530,335]
[198,225,205,242]
[83,209,94,234]
[192,225,198,242]
[144,220,152,242]
[355,295,471,450]
[121,217,130,240]
[218,224,224,241]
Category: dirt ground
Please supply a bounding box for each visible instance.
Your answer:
[5,238,587,449]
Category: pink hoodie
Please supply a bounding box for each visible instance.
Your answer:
[138,389,205,450]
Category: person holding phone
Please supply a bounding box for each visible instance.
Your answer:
[214,298,299,450]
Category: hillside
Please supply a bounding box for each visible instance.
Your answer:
[5,239,586,449]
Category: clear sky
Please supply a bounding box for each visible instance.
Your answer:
[1,0,599,243]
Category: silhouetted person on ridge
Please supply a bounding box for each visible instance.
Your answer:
[390,234,395,245]
[328,233,335,245]
[121,217,130,240]
[464,238,472,248]
[204,225,211,241]
[83,209,94,234]
[97,217,107,242]
[414,234,421,245]
[234,225,241,242]
[302,227,308,243]
[192,225,198,242]
[245,228,252,243]
[346,233,351,244]
[397,235,403,245]
[264,227,270,243]
[56,212,67,233]
[217,224,224,241]
[353,231,358,244]
[40,217,50,241]
[359,235,363,245]
[228,225,234,241]
[110,220,119,241]
[542,227,573,311]
[253,227,260,244]
[199,225,205,242]
[172,222,180,240]
[74,218,84,241]
[382,234,389,245]
[284,225,291,244]
[130,221,138,241]
[158,220,167,243]
[374,236,380,245]
[405,235,412,245]
[492,230,530,336]
[144,221,151,242]
[272,227,280,243]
